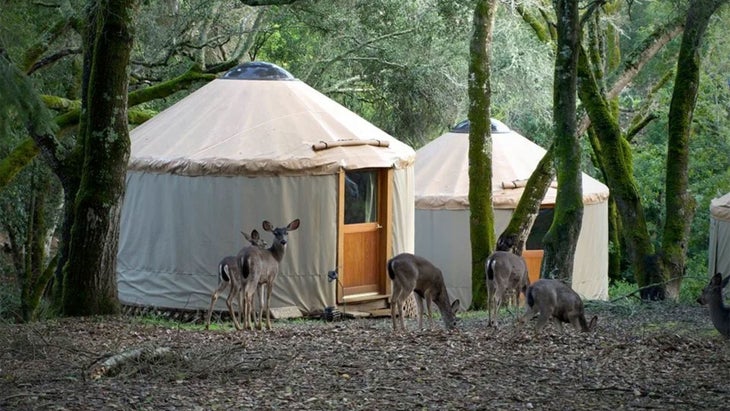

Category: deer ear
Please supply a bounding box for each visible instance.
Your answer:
[720,273,730,288]
[288,218,300,231]
[589,315,598,331]
[262,221,273,231]
[451,299,461,312]
[712,273,723,286]
[251,229,259,239]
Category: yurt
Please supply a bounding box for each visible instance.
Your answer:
[117,62,416,314]
[709,192,730,277]
[414,119,610,308]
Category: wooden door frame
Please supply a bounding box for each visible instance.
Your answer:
[336,168,393,303]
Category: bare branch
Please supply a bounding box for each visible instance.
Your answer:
[27,48,81,75]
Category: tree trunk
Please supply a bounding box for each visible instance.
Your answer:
[541,0,583,281]
[467,0,498,309]
[497,143,555,256]
[61,0,137,316]
[662,0,728,299]
[577,45,665,299]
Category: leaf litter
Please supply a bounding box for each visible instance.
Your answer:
[0,302,728,410]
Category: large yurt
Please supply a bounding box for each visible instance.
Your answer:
[709,192,730,277]
[414,119,610,308]
[117,62,416,314]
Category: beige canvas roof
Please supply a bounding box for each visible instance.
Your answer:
[415,122,610,209]
[711,192,730,222]
[129,78,415,176]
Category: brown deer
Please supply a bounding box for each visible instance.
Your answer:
[521,279,597,332]
[485,251,530,327]
[697,273,730,338]
[388,253,460,332]
[205,230,268,330]
[238,219,300,331]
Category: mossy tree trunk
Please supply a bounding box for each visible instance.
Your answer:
[496,144,555,256]
[467,0,498,309]
[540,0,583,281]
[514,5,687,297]
[577,45,664,298]
[19,166,57,321]
[662,0,728,299]
[59,0,137,316]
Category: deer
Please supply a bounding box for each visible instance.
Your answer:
[387,253,461,332]
[485,250,530,327]
[520,278,597,333]
[237,218,300,331]
[204,230,268,330]
[697,272,730,338]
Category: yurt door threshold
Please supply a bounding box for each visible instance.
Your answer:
[337,169,393,304]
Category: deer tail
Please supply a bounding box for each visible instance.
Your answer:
[218,261,230,283]
[526,285,535,308]
[387,258,396,280]
[486,256,495,280]
[241,255,252,279]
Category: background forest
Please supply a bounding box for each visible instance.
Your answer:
[0,0,729,321]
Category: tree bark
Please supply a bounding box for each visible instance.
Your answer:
[61,0,137,316]
[467,0,498,309]
[541,0,583,281]
[496,143,555,255]
[577,45,664,299]
[662,0,728,298]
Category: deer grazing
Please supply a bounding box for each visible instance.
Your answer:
[521,279,597,333]
[388,253,460,332]
[205,230,268,330]
[485,251,530,327]
[697,273,730,338]
[237,219,300,331]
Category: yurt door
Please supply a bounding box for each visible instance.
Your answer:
[338,169,391,302]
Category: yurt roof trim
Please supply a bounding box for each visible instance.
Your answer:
[711,192,730,222]
[414,120,609,210]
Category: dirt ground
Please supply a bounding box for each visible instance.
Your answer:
[1,301,729,411]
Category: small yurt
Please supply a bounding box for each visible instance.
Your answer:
[415,119,610,308]
[709,192,730,277]
[117,62,416,314]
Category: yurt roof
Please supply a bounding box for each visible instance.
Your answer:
[711,192,730,222]
[128,62,415,177]
[415,119,610,210]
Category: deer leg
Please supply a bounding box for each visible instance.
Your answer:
[244,287,255,331]
[391,286,405,332]
[415,294,425,329]
[264,283,273,330]
[226,285,243,330]
[492,293,504,328]
[425,296,434,329]
[205,280,229,330]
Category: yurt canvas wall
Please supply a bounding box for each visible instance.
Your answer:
[709,192,730,278]
[414,120,610,308]
[117,62,415,314]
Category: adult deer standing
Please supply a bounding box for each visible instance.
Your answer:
[697,273,730,338]
[205,230,268,330]
[485,251,529,327]
[521,279,597,332]
[388,253,460,332]
[238,219,300,331]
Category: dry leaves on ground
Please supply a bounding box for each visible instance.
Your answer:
[0,302,728,410]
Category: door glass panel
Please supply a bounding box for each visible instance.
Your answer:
[344,170,378,224]
[526,208,554,249]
